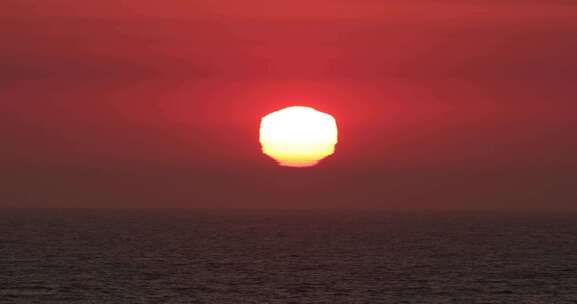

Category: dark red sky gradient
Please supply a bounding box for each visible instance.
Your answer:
[2,1,577,209]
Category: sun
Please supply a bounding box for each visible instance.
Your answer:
[259,106,338,167]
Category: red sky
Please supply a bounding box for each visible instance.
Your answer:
[2,1,577,209]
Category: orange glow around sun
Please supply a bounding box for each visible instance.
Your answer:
[259,106,338,167]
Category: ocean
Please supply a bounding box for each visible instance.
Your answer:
[1,209,576,303]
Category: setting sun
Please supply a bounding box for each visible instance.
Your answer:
[259,106,338,167]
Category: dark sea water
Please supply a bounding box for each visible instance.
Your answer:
[1,209,576,303]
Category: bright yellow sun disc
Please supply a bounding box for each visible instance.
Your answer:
[259,106,338,167]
